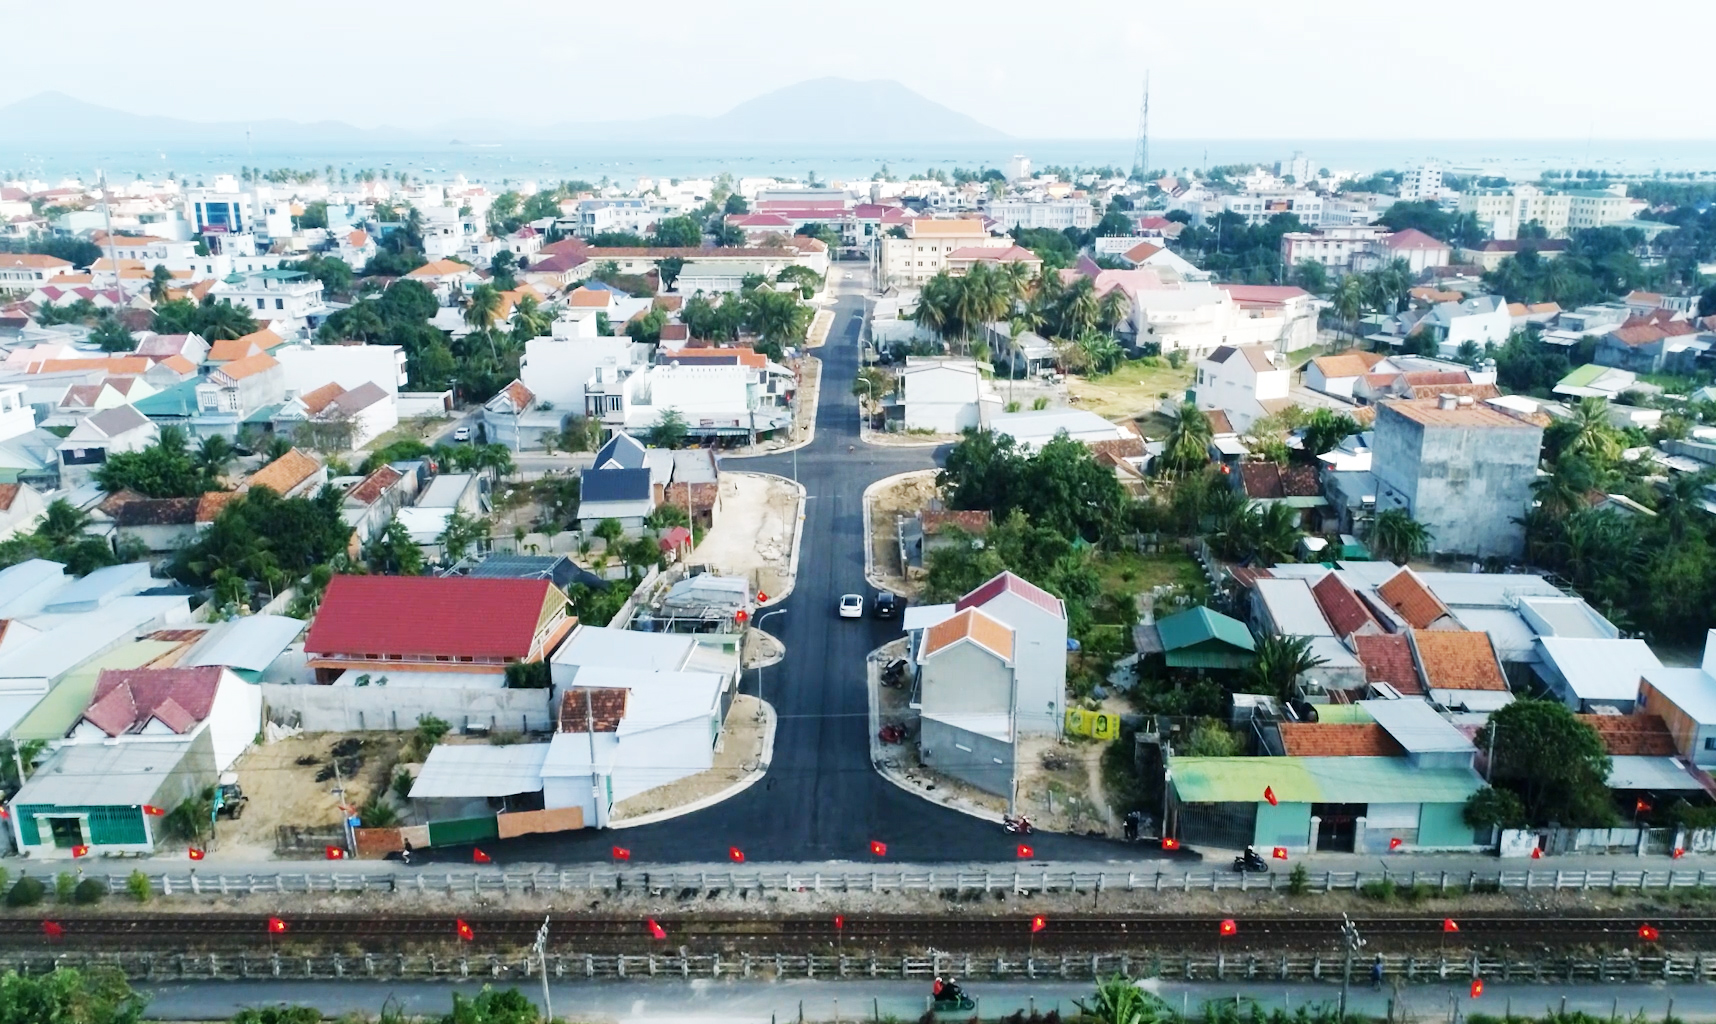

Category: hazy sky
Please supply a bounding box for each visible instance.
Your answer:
[5,0,1709,139]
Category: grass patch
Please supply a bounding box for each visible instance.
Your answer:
[1359,880,1437,905]
[1066,359,1195,419]
[1093,549,1207,601]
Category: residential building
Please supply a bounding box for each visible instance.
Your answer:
[483,379,563,452]
[193,353,286,437]
[1637,632,1716,769]
[274,342,408,397]
[208,269,326,327]
[943,246,1043,279]
[521,336,646,411]
[303,575,574,684]
[6,738,214,857]
[1370,398,1542,559]
[274,381,396,449]
[890,358,996,434]
[57,405,158,487]
[588,359,794,444]
[1534,637,1661,713]
[1398,165,1444,202]
[877,220,1008,286]
[0,254,76,293]
[243,447,327,499]
[340,464,415,546]
[981,197,1095,231]
[1304,350,1387,399]
[1458,239,1571,272]
[1458,185,1645,241]
[1132,606,1255,671]
[1408,629,1511,711]
[1194,344,1289,433]
[897,509,992,572]
[0,481,47,541]
[64,665,260,772]
[109,492,232,553]
[1220,190,1325,227]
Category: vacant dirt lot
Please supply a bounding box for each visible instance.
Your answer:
[213,732,404,860]
[1066,360,1194,420]
[691,472,801,599]
[866,470,939,597]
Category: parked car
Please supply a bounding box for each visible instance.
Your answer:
[452,426,472,442]
[838,593,864,618]
[873,591,904,619]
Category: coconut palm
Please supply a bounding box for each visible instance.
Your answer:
[195,297,259,340]
[509,294,551,341]
[1565,396,1621,463]
[1096,287,1131,335]
[1079,333,1124,375]
[1333,275,1366,343]
[1058,277,1101,340]
[1246,633,1329,702]
[1369,508,1432,563]
[1162,402,1213,474]
[147,264,174,304]
[464,283,502,333]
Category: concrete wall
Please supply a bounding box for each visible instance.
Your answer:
[1371,405,1541,559]
[920,716,1014,796]
[982,592,1067,737]
[260,683,553,733]
[918,642,1011,719]
[1417,800,1481,848]
[609,716,716,803]
[1254,800,1313,850]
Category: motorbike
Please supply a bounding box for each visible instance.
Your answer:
[1002,815,1035,836]
[1232,846,1269,873]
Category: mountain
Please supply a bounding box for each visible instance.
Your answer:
[0,79,1007,149]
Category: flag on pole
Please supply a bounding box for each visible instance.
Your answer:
[1271,847,1288,860]
[1016,843,1034,859]
[647,919,667,940]
[1030,915,1047,933]
[268,917,288,934]
[1219,919,1238,936]
[473,848,491,864]
[1443,918,1459,933]
[729,846,745,863]
[1161,837,1180,850]
[870,840,887,857]
[1639,924,1660,941]
[1389,837,1403,850]
[1263,786,1278,806]
[1530,847,1543,859]
[143,805,166,816]
[71,845,89,858]
[324,845,345,860]
[757,592,768,603]
[41,921,63,940]
[612,846,631,861]
[1470,979,1484,998]
[834,915,845,930]
[1674,847,1686,859]
[456,919,475,941]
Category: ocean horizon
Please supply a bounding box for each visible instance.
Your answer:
[4,138,1715,187]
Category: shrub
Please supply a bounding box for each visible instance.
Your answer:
[55,872,77,903]
[1287,863,1310,896]
[392,768,414,802]
[1358,879,1395,903]
[6,875,46,907]
[359,799,400,828]
[127,870,152,903]
[74,878,105,904]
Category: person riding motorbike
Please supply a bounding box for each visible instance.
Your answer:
[943,977,965,1003]
[1003,814,1034,835]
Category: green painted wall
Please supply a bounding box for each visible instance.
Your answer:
[1254,801,1312,848]
[1417,801,1478,847]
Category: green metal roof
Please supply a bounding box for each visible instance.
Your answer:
[1170,756,1484,806]
[1156,607,1255,654]
[1558,363,1606,389]
[1312,705,1374,724]
[133,379,201,418]
[245,403,284,424]
[8,640,186,742]
[255,269,307,281]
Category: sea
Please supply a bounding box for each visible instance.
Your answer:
[4,138,1716,187]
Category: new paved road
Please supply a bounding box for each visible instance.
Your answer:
[451,268,1164,866]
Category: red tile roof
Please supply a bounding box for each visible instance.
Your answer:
[346,465,403,507]
[81,667,223,737]
[1411,630,1507,691]
[920,510,991,536]
[955,570,1064,619]
[305,575,560,660]
[922,607,1014,661]
[1311,573,1381,637]
[1352,633,1421,694]
[1278,723,1404,757]
[1385,228,1450,251]
[1577,714,1678,756]
[1376,568,1452,629]
[560,687,627,732]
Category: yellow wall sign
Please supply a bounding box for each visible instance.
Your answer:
[1066,709,1120,740]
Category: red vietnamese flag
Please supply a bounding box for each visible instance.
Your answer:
[1263,786,1278,807]
[1030,915,1047,933]
[188,847,205,861]
[1674,847,1687,859]
[268,917,288,934]
[1639,924,1660,941]
[612,845,631,861]
[1530,847,1543,859]
[324,845,345,860]
[1443,918,1459,933]
[1389,837,1403,850]
[1219,918,1238,936]
[735,609,749,624]
[833,915,845,930]
[1016,843,1034,859]
[41,921,63,940]
[756,592,768,603]
[71,844,89,858]
[647,918,667,940]
[1161,837,1180,851]
[870,840,887,857]
[456,919,475,941]
[1271,847,1288,860]
[729,846,745,862]
[473,848,491,864]
[143,804,166,816]
[1470,979,1484,999]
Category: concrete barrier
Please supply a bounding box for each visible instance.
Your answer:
[260,683,553,733]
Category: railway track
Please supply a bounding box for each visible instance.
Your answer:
[7,913,1715,953]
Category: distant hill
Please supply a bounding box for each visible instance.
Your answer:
[0,79,1007,149]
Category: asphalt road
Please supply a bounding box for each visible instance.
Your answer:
[427,268,1167,867]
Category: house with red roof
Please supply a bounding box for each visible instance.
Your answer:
[66,665,261,772]
[303,575,575,684]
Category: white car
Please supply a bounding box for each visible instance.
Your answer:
[452,426,472,442]
[838,594,864,618]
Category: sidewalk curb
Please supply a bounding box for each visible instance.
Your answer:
[860,469,937,595]
[865,643,1004,826]
[722,352,822,460]
[610,698,777,830]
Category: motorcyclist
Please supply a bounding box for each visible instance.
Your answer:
[932,976,945,1000]
[943,977,965,1003]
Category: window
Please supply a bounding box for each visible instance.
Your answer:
[1705,738,1716,751]
[275,298,284,309]
[255,298,265,309]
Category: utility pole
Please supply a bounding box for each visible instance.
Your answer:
[583,687,600,828]
[1339,912,1366,1020]
[1131,73,1151,181]
[532,915,554,1022]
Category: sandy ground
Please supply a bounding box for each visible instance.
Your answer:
[610,695,769,821]
[1015,735,1114,837]
[212,733,403,860]
[743,628,783,670]
[873,641,1009,819]
[691,472,801,599]
[804,308,835,348]
[1065,362,1194,421]
[866,470,939,598]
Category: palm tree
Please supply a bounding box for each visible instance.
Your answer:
[1079,333,1124,375]
[1096,287,1131,335]
[195,434,233,480]
[509,294,551,341]
[147,264,174,304]
[1369,508,1432,563]
[1246,633,1328,702]
[1075,977,1176,1024]
[1333,275,1365,344]
[1565,396,1621,463]
[195,298,258,340]
[1059,277,1101,340]
[35,499,92,547]
[1162,402,1213,474]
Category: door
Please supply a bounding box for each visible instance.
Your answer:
[47,817,85,849]
[1313,803,1363,852]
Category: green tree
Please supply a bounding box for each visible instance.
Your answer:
[1369,508,1432,563]
[1477,699,1614,826]
[1564,396,1621,463]
[146,264,174,304]
[441,986,540,1024]
[649,408,688,449]
[366,518,426,575]
[89,315,135,353]
[1161,403,1213,474]
[657,256,686,290]
[192,297,259,340]
[0,967,145,1024]
[438,510,488,563]
[1299,408,1359,459]
[94,426,213,497]
[509,294,550,341]
[649,216,704,248]
[1244,633,1326,702]
[1462,785,1528,830]
[1075,976,1176,1024]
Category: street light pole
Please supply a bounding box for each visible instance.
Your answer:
[754,607,788,717]
[532,915,553,1022]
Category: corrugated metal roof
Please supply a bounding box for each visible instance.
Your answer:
[409,743,551,799]
[1605,755,1705,791]
[1254,578,1335,637]
[1155,606,1255,654]
[1170,755,1483,805]
[1538,637,1661,703]
[1358,698,1475,754]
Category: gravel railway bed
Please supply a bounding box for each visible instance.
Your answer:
[8,913,1715,953]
